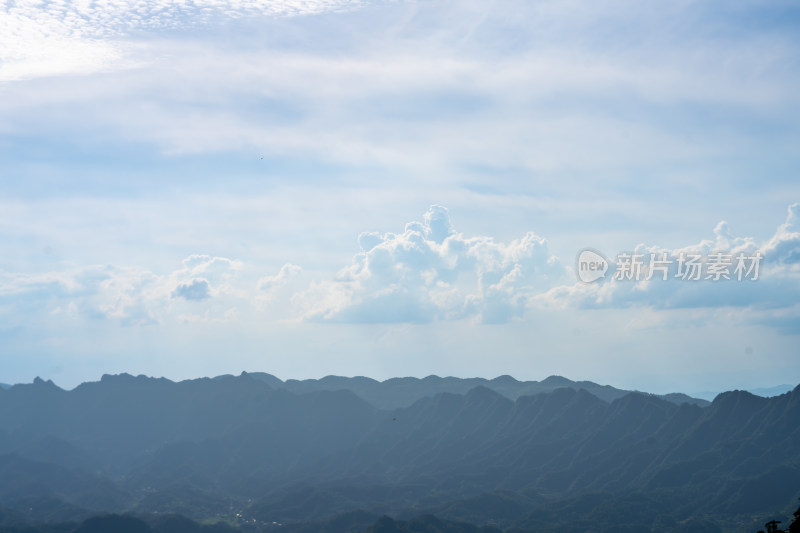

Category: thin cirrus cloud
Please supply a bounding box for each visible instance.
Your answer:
[3,0,797,187]
[0,0,364,81]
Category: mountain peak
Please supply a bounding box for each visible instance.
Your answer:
[23,377,63,394]
[541,375,574,386]
[101,373,134,382]
[710,389,767,412]
[32,376,58,388]
[466,385,505,401]
[713,388,759,401]
[491,374,519,384]
[243,371,283,388]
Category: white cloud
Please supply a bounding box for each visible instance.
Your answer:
[0,0,364,81]
[256,263,303,309]
[3,0,797,187]
[535,203,800,332]
[296,205,565,324]
[257,263,302,292]
[170,254,243,300]
[171,278,211,301]
[177,255,242,281]
[762,203,800,267]
[0,264,163,326]
[0,254,246,327]
[3,205,800,332]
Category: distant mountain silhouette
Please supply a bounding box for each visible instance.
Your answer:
[0,373,797,532]
[749,384,796,397]
[236,371,711,408]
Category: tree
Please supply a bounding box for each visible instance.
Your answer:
[788,499,800,533]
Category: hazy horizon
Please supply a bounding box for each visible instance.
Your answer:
[2,370,796,402]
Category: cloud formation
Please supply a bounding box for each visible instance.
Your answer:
[172,278,211,301]
[0,0,363,80]
[763,203,800,267]
[1,205,799,333]
[0,254,248,328]
[297,205,564,324]
[535,203,800,333]
[285,202,800,331]
[0,264,162,326]
[258,263,302,292]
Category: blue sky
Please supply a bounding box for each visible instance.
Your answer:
[1,0,799,394]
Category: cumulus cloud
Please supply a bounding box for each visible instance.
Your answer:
[296,205,565,324]
[258,263,302,292]
[172,278,211,301]
[179,255,241,279]
[3,206,800,333]
[92,266,162,326]
[0,254,246,327]
[762,203,800,267]
[0,264,162,326]
[535,203,800,332]
[170,255,242,299]
[256,263,303,309]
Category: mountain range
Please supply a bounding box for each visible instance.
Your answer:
[0,372,798,532]
[233,372,712,408]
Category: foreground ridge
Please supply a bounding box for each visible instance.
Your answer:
[0,373,797,532]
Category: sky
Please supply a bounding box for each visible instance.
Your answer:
[1,0,799,395]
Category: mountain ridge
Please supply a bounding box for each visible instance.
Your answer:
[0,372,798,532]
[227,371,713,408]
